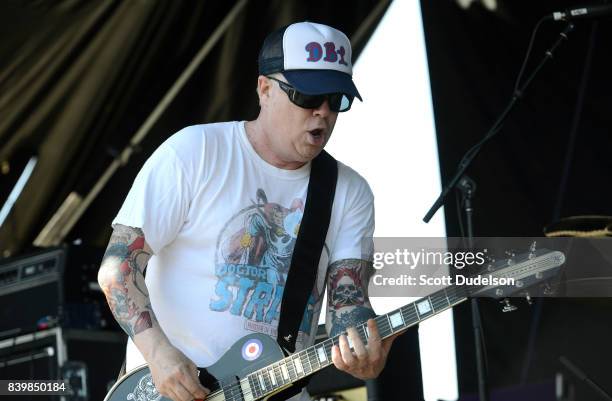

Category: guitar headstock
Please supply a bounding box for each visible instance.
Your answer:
[468,244,565,302]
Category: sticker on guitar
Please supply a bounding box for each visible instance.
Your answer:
[126,373,160,401]
[241,338,263,361]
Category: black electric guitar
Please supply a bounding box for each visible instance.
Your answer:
[104,247,565,401]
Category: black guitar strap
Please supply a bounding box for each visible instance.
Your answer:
[276,150,338,355]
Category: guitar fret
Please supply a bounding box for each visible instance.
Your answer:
[307,347,319,371]
[432,293,449,309]
[357,324,368,343]
[269,367,277,386]
[280,363,290,380]
[388,310,405,330]
[286,358,297,380]
[385,314,393,334]
[449,287,465,303]
[316,344,325,366]
[400,305,416,325]
[444,288,452,305]
[294,355,304,375]
[374,316,388,338]
[265,370,273,389]
[432,293,451,312]
[429,296,437,313]
[258,372,266,391]
[273,365,283,385]
[226,380,241,399]
[323,339,333,362]
[413,302,421,321]
[418,297,434,318]
[302,350,314,374]
[249,374,261,398]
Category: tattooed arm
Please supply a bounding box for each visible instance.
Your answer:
[326,259,398,380]
[98,224,209,401]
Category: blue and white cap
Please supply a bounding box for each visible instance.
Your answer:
[258,22,362,101]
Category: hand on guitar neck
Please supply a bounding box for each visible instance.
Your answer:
[331,318,402,380]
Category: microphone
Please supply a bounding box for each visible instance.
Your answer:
[552,4,612,21]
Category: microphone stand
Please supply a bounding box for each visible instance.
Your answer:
[422,22,575,401]
[457,176,490,401]
[423,22,575,224]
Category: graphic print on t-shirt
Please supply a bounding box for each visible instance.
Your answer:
[209,188,319,339]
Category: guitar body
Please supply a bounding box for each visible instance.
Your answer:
[104,333,299,401]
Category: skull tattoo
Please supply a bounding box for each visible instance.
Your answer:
[331,271,364,309]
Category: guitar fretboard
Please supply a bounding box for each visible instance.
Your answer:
[246,285,468,399]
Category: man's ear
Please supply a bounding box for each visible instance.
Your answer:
[256,75,272,107]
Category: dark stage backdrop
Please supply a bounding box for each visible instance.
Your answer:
[421,0,612,398]
[0,0,390,255]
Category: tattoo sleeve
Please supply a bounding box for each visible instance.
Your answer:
[326,258,376,337]
[98,224,157,338]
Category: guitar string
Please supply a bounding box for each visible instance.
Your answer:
[212,279,522,399]
[209,279,515,400]
[191,255,558,400]
[209,285,464,400]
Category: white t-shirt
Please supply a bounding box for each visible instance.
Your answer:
[113,121,374,396]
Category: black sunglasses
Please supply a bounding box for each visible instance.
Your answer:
[267,76,354,112]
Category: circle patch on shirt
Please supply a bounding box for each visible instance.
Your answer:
[241,338,263,361]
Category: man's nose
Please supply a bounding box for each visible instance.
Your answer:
[313,98,332,117]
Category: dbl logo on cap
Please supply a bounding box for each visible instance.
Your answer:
[282,22,353,74]
[258,21,362,100]
[305,41,349,66]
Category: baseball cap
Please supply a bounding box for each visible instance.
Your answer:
[258,22,362,101]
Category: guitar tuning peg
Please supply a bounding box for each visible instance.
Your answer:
[501,298,518,312]
[504,250,516,265]
[528,241,537,259]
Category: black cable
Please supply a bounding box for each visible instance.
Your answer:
[553,21,598,221]
[514,16,551,95]
[456,194,466,239]
[455,14,554,184]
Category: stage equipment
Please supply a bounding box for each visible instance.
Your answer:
[544,215,612,237]
[0,245,117,338]
[0,327,125,401]
[551,4,612,21]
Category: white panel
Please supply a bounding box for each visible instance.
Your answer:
[324,1,459,400]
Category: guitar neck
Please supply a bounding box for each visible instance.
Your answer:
[246,285,469,399]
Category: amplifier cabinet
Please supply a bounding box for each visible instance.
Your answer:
[0,245,118,335]
[0,327,126,401]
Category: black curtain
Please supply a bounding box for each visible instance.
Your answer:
[0,0,389,254]
[421,0,612,397]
